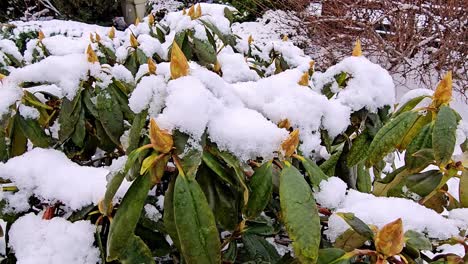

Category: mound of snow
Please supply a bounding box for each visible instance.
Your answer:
[9,213,99,264]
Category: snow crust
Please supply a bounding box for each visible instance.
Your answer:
[9,213,99,264]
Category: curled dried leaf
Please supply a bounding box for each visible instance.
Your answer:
[148,14,155,25]
[352,39,362,57]
[182,8,187,15]
[130,33,139,48]
[89,33,95,43]
[214,60,221,73]
[187,5,195,18]
[38,30,45,41]
[149,118,173,153]
[298,72,310,86]
[431,71,452,108]
[248,35,254,45]
[170,41,189,79]
[108,27,116,39]
[278,119,291,129]
[282,35,289,41]
[98,199,113,216]
[86,44,98,63]
[148,58,157,74]
[95,33,101,42]
[195,4,202,19]
[0,73,5,80]
[375,218,404,257]
[309,60,315,75]
[281,130,300,158]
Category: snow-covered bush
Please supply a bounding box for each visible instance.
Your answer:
[0,3,467,264]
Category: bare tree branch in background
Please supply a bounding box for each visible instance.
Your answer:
[301,0,467,99]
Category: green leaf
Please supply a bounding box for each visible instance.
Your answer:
[9,117,27,157]
[406,123,433,173]
[193,38,217,64]
[82,89,98,118]
[58,93,82,142]
[356,163,371,193]
[367,111,419,166]
[107,172,152,261]
[198,165,239,230]
[126,110,147,154]
[334,228,368,252]
[70,107,86,147]
[377,166,406,184]
[245,161,273,219]
[336,212,374,240]
[347,131,372,167]
[300,156,328,187]
[202,150,235,186]
[173,169,221,263]
[433,106,457,167]
[393,95,430,118]
[0,124,7,162]
[242,234,280,263]
[404,230,432,251]
[119,235,155,264]
[162,176,181,251]
[398,113,432,150]
[223,241,238,263]
[214,148,249,206]
[404,170,442,197]
[95,120,116,152]
[459,170,468,207]
[280,165,320,263]
[173,130,189,155]
[317,248,349,264]
[96,89,124,147]
[320,149,343,176]
[180,149,203,181]
[16,114,51,148]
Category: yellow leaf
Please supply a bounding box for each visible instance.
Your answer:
[0,73,5,80]
[135,17,140,25]
[282,35,288,41]
[148,14,155,25]
[375,218,404,257]
[309,60,315,75]
[130,33,139,48]
[278,119,291,129]
[182,8,187,15]
[298,72,309,86]
[95,33,101,42]
[187,5,195,18]
[248,35,254,45]
[38,30,45,41]
[352,39,362,57]
[170,41,189,79]
[140,152,160,175]
[149,118,173,153]
[89,33,95,43]
[195,4,202,19]
[98,199,113,216]
[86,44,98,63]
[431,71,452,108]
[148,58,157,74]
[108,27,116,39]
[281,129,299,158]
[150,154,170,185]
[214,60,221,73]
